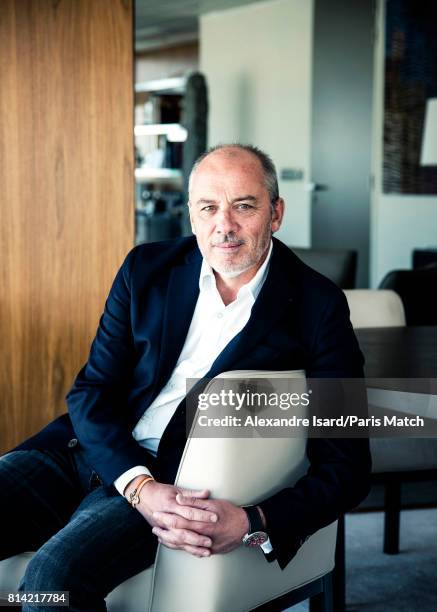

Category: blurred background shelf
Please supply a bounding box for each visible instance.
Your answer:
[135,76,186,94]
[134,123,187,140]
[134,69,207,244]
[134,167,183,185]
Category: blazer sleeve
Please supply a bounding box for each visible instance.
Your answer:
[258,289,372,569]
[66,248,154,485]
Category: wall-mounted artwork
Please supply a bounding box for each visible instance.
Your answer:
[383,0,437,194]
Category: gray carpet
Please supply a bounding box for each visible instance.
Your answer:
[290,508,437,611]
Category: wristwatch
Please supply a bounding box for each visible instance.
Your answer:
[241,505,269,547]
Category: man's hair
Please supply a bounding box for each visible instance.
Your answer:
[188,143,280,207]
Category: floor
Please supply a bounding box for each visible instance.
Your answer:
[290,508,437,612]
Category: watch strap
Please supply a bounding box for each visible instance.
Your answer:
[242,505,264,534]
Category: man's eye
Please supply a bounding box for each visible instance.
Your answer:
[237,203,253,210]
[201,206,215,212]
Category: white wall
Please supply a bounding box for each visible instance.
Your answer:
[371,0,437,287]
[200,0,314,247]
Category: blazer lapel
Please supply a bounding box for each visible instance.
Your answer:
[206,239,298,377]
[155,248,202,388]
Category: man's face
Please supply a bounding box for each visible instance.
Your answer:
[188,148,284,279]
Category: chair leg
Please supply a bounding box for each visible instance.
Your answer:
[384,481,401,554]
[332,514,345,612]
[309,573,334,612]
[322,573,334,612]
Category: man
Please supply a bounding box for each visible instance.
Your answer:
[1,144,370,610]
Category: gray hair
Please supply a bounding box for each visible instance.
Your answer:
[188,143,280,207]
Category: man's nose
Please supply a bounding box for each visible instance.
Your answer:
[215,209,239,234]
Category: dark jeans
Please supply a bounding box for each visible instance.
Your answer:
[0,448,157,612]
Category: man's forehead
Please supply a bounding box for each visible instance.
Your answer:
[198,147,262,171]
[190,175,264,204]
[191,150,265,191]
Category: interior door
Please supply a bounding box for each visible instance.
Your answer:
[310,0,375,287]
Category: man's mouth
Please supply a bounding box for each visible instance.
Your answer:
[212,238,245,251]
[214,243,242,250]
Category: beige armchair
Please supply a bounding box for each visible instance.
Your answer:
[343,289,406,328]
[0,371,337,611]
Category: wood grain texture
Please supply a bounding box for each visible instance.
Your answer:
[0,0,134,452]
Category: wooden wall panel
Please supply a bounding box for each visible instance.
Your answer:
[0,0,134,452]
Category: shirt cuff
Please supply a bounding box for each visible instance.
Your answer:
[114,466,152,496]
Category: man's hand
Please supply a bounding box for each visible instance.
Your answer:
[124,477,218,558]
[153,492,250,555]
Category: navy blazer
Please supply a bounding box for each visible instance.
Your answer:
[16,236,371,569]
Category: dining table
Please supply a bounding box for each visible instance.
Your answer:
[355,325,437,382]
[352,326,437,434]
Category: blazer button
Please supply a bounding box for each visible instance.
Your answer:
[68,438,78,448]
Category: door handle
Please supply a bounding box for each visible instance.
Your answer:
[305,182,328,192]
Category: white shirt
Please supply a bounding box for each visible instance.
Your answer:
[114,241,273,496]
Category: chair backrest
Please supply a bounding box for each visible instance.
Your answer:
[378,264,437,325]
[149,370,337,612]
[344,289,406,329]
[292,247,357,289]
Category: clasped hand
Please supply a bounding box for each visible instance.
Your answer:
[135,481,249,558]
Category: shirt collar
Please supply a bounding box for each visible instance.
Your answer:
[199,240,273,301]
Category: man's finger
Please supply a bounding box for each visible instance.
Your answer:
[170,503,218,523]
[178,528,212,548]
[152,526,179,546]
[153,511,214,533]
[178,487,210,499]
[183,544,211,558]
[153,511,182,530]
[157,538,178,550]
[152,526,212,548]
[175,493,213,510]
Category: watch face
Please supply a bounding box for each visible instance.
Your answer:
[243,531,268,547]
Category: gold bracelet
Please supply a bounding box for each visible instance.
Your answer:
[128,475,154,508]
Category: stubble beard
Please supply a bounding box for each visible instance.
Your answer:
[208,224,272,279]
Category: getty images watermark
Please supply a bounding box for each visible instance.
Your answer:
[184,377,437,438]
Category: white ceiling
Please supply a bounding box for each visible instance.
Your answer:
[135,0,264,51]
[135,0,199,51]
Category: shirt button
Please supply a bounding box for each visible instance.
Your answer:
[68,438,78,448]
[217,312,223,319]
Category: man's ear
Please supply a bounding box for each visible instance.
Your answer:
[271,198,285,233]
